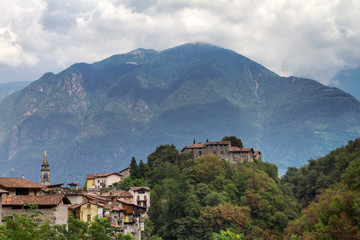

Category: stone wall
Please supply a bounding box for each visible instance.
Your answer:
[2,203,68,225]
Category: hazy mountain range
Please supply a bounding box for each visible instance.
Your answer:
[0,43,359,183]
[330,67,360,101]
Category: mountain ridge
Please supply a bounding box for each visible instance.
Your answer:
[0,43,359,183]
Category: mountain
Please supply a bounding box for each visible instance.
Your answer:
[0,43,359,183]
[330,66,360,101]
[0,81,32,101]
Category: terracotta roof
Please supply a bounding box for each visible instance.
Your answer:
[90,172,122,178]
[184,143,206,149]
[0,187,8,194]
[230,147,254,153]
[1,194,70,206]
[86,174,95,180]
[101,190,133,197]
[0,177,43,189]
[254,150,261,156]
[205,141,231,145]
[184,140,232,150]
[130,187,151,191]
[68,201,87,210]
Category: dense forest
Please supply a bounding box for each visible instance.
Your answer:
[118,137,360,239]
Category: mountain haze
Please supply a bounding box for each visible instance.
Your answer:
[0,43,359,183]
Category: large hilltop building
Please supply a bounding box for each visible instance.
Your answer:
[182,139,261,165]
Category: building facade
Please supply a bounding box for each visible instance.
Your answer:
[182,139,261,165]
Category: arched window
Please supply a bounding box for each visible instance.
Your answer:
[43,173,48,180]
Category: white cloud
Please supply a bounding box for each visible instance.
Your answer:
[0,0,359,85]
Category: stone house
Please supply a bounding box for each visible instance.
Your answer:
[118,167,130,179]
[182,139,261,165]
[1,194,71,225]
[0,187,8,223]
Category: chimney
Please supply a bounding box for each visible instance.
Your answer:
[206,139,209,143]
[193,138,195,144]
[22,173,25,179]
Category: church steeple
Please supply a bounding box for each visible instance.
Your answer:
[41,151,50,186]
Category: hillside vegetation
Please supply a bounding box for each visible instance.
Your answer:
[119,138,360,239]
[119,144,301,240]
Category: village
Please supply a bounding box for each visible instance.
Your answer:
[0,139,260,239]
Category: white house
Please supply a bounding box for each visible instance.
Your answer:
[129,187,151,210]
[93,172,122,189]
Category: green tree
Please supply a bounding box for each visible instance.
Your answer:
[130,157,139,179]
[221,136,243,148]
[213,229,244,240]
[138,159,150,178]
[147,144,179,167]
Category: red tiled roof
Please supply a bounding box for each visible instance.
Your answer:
[254,150,261,156]
[101,190,133,197]
[0,187,8,194]
[230,147,254,153]
[205,141,231,145]
[86,174,95,180]
[90,172,122,178]
[184,141,232,150]
[0,177,43,189]
[130,187,150,191]
[1,194,70,206]
[184,143,206,149]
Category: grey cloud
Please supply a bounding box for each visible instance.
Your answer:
[0,0,360,86]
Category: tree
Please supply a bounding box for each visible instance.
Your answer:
[147,144,179,167]
[221,136,243,148]
[213,229,244,240]
[130,157,139,178]
[138,159,149,178]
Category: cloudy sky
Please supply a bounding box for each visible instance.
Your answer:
[1,0,360,87]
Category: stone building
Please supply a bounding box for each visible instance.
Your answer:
[182,139,261,165]
[0,187,8,223]
[1,194,71,225]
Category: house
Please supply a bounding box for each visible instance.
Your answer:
[129,187,150,209]
[86,174,96,190]
[0,187,8,223]
[68,197,104,222]
[1,194,71,225]
[101,190,133,203]
[67,182,79,191]
[182,139,261,165]
[93,172,122,189]
[118,167,130,179]
[0,177,44,196]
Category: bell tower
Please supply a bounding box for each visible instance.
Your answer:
[41,151,50,186]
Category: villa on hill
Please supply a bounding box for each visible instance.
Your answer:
[182,139,261,165]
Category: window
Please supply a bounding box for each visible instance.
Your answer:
[138,189,145,194]
[199,151,202,156]
[87,214,91,221]
[16,188,29,195]
[43,173,48,180]
[87,203,91,209]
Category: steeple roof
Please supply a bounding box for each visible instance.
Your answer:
[42,151,49,167]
